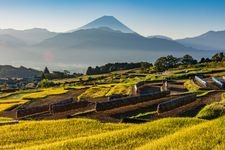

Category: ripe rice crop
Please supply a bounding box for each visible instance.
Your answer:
[0,117,203,149]
[0,88,68,111]
[184,80,200,92]
[78,84,133,100]
[22,88,68,100]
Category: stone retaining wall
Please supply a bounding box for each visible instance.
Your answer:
[95,91,170,111]
[50,100,89,114]
[16,105,50,118]
[157,93,196,113]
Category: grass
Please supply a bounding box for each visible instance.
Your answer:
[0,90,39,111]
[0,92,16,99]
[105,83,133,97]
[53,74,109,84]
[69,109,96,117]
[0,89,41,100]
[78,85,112,100]
[184,79,200,92]
[196,102,225,120]
[222,93,225,101]
[0,88,68,111]
[138,116,225,150]
[123,77,143,84]
[196,90,215,97]
[3,116,225,150]
[0,103,21,111]
[2,66,225,149]
[22,88,68,100]
[0,117,13,122]
[64,85,89,90]
[77,83,133,100]
[0,117,203,150]
[0,118,132,149]
[130,111,157,119]
[196,92,225,120]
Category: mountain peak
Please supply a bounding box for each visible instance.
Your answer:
[77,16,134,33]
[100,15,116,18]
[148,35,173,41]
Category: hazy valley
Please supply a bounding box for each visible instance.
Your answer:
[0,16,223,72]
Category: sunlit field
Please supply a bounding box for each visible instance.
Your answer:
[0,88,68,111]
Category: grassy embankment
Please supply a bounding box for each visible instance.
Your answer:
[77,77,143,100]
[0,117,204,149]
[196,93,225,120]
[0,117,13,122]
[1,116,225,149]
[77,84,133,100]
[2,67,225,149]
[138,116,225,150]
[184,79,200,92]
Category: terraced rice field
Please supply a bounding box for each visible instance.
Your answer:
[1,116,225,150]
[0,88,68,111]
[0,117,204,149]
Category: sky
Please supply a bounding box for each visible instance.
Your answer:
[0,0,225,39]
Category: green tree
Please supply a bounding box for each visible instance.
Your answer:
[181,54,197,65]
[38,79,55,88]
[212,52,224,62]
[43,66,50,74]
[86,67,93,75]
[154,57,167,72]
[154,55,179,72]
[64,70,70,75]
[199,57,206,63]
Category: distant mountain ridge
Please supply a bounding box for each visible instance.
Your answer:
[0,65,42,78]
[38,27,196,52]
[0,34,26,47]
[148,35,173,41]
[177,30,225,50]
[0,15,223,71]
[0,28,57,45]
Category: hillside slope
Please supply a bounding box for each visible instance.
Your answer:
[139,116,225,150]
[0,65,41,78]
[177,30,225,50]
[0,28,57,45]
[38,27,196,52]
[0,117,205,149]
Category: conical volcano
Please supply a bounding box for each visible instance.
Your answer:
[78,16,134,33]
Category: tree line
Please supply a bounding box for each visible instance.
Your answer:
[86,52,225,74]
[86,62,152,75]
[154,52,225,72]
[42,67,83,80]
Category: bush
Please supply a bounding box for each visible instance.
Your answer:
[105,84,133,97]
[77,85,112,100]
[22,88,68,100]
[184,80,199,92]
[196,102,225,119]
[38,79,55,88]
